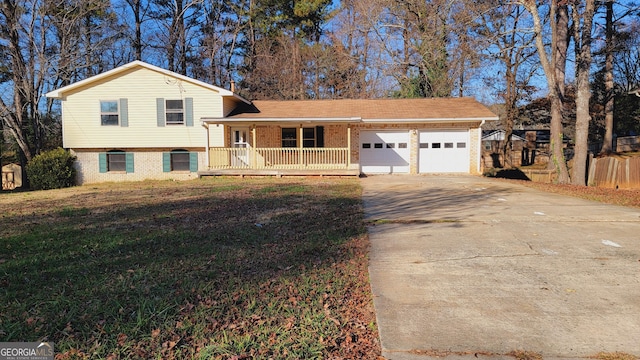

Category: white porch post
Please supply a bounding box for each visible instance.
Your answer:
[251,125,257,169]
[299,125,304,166]
[204,122,210,169]
[347,125,351,168]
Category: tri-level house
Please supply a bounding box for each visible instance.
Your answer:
[46,61,499,184]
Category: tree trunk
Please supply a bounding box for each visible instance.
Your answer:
[600,0,614,155]
[550,2,570,183]
[522,0,570,183]
[0,0,35,162]
[571,0,595,186]
[176,0,187,75]
[131,0,143,60]
[502,66,516,168]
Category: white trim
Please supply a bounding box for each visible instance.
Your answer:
[362,117,498,123]
[201,117,362,124]
[200,116,499,124]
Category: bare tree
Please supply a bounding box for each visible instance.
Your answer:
[330,0,389,98]
[571,0,596,185]
[193,0,244,87]
[122,0,152,60]
[151,0,203,75]
[47,0,124,84]
[599,0,615,154]
[0,0,49,184]
[520,0,571,183]
[479,2,538,168]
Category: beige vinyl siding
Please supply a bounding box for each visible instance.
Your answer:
[62,67,225,148]
[222,97,242,117]
[206,124,225,147]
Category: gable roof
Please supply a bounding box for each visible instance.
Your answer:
[46,60,250,103]
[204,97,499,123]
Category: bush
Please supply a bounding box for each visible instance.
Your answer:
[26,148,77,190]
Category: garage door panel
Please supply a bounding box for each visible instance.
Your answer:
[360,131,410,174]
[419,130,470,173]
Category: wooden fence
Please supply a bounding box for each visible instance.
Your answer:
[587,155,640,189]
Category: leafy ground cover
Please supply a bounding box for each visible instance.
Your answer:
[504,179,640,208]
[0,178,380,359]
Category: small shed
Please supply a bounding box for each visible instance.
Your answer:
[2,163,22,190]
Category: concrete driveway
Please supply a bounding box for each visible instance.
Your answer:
[362,175,640,360]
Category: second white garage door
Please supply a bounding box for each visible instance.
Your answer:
[419,130,470,173]
[360,131,411,173]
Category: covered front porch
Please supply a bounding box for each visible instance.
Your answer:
[200,117,361,176]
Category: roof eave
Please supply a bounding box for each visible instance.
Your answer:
[201,117,362,124]
[362,117,499,123]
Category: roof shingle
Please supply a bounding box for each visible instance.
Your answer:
[226,97,498,121]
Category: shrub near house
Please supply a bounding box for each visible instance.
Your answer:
[26,148,76,190]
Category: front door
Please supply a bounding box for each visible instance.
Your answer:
[231,128,250,167]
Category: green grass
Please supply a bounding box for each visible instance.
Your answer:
[0,178,379,359]
[58,206,90,217]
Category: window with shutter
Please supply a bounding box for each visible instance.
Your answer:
[100,100,119,126]
[106,151,126,172]
[164,150,194,172]
[119,98,128,127]
[165,100,184,125]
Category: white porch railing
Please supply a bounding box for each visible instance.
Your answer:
[209,147,350,170]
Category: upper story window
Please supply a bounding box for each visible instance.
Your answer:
[165,99,184,125]
[100,100,119,126]
[157,97,192,127]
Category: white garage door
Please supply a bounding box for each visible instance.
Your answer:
[360,131,411,173]
[419,130,470,173]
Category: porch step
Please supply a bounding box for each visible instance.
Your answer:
[198,169,361,178]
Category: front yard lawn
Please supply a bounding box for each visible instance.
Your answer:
[0,178,380,359]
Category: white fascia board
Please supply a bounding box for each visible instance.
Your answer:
[362,117,499,123]
[201,117,362,124]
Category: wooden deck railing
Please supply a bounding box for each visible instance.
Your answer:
[209,147,350,170]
